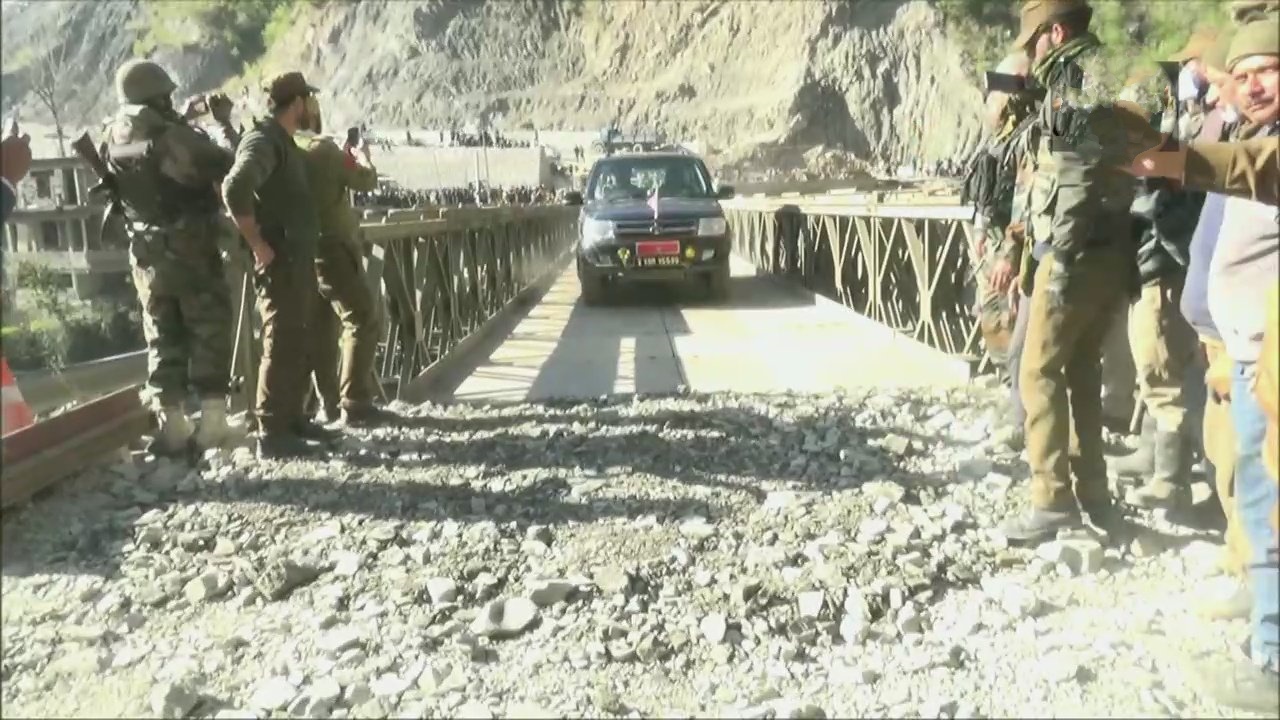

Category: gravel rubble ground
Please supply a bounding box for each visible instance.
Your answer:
[0,388,1266,718]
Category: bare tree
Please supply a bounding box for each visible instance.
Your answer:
[27,38,75,157]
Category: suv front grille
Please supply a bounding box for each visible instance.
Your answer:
[614,218,698,237]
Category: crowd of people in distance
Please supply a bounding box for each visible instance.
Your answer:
[351,183,557,210]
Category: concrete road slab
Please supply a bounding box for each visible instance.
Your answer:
[446,256,969,403]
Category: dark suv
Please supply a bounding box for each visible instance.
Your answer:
[564,151,734,305]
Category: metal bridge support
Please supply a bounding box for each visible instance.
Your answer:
[222,207,577,413]
[724,193,988,371]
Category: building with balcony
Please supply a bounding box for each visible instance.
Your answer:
[1,157,132,301]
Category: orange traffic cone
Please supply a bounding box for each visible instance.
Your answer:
[1,356,35,436]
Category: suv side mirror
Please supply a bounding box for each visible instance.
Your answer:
[563,191,583,206]
[716,185,736,199]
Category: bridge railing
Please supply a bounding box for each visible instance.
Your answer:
[722,192,987,370]
[223,206,577,411]
[3,206,576,508]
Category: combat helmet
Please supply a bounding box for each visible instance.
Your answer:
[115,59,178,105]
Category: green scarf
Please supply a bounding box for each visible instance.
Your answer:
[1030,32,1102,90]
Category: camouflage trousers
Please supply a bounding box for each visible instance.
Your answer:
[129,218,234,409]
[970,221,1017,366]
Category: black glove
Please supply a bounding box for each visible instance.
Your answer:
[208,93,234,124]
[1044,250,1075,309]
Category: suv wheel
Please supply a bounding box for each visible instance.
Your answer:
[580,274,609,306]
[705,264,730,302]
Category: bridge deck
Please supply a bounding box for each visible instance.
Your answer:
[444,257,970,403]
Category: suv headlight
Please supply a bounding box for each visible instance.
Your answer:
[582,218,615,245]
[697,217,727,237]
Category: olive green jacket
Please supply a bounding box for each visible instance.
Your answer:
[222,117,320,259]
[1186,135,1280,206]
[296,134,378,244]
[1026,47,1169,257]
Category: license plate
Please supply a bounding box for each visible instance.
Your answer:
[636,240,680,257]
[638,255,682,268]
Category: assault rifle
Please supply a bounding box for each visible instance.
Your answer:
[71,132,124,235]
[72,132,117,202]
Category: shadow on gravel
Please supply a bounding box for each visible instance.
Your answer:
[600,273,817,311]
[0,390,984,585]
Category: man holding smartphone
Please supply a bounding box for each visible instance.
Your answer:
[297,113,395,427]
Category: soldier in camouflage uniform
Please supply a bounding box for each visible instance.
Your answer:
[962,52,1032,367]
[961,51,1040,446]
[104,60,242,455]
[998,0,1171,542]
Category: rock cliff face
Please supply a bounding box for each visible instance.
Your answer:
[1,0,985,171]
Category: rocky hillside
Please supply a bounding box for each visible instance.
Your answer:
[0,0,1236,174]
[251,0,987,168]
[1,0,987,171]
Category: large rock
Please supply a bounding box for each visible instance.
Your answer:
[470,598,540,639]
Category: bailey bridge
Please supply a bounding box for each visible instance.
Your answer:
[5,186,1242,720]
[2,188,984,504]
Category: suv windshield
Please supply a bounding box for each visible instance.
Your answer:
[587,157,714,202]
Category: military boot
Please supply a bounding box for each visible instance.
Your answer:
[147,406,193,457]
[1110,413,1156,478]
[256,432,319,459]
[1125,430,1193,510]
[998,507,1083,544]
[341,404,402,428]
[191,397,230,452]
[293,418,342,443]
[1080,496,1127,539]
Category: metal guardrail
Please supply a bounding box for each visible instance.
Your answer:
[3,205,577,509]
[15,206,578,415]
[2,387,149,509]
[722,193,986,369]
[17,194,985,412]
[14,350,148,415]
[224,205,578,411]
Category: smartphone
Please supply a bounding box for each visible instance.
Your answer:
[985,71,1027,94]
[346,127,361,148]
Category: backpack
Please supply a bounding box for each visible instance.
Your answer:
[104,105,211,226]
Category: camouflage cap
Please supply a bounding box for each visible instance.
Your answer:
[264,71,319,108]
[1169,27,1223,62]
[1013,0,1091,49]
[1227,18,1280,70]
